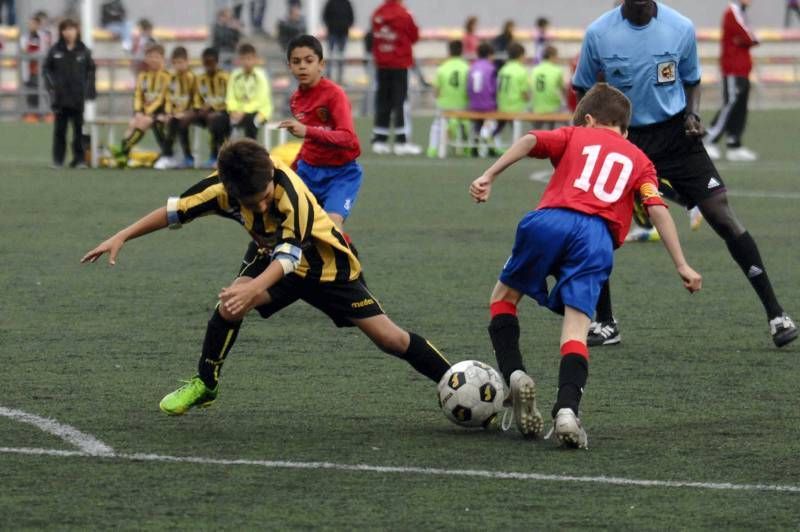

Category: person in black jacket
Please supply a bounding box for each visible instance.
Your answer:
[323,0,354,84]
[43,18,96,168]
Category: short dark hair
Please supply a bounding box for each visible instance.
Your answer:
[171,46,188,61]
[58,18,79,35]
[507,42,525,60]
[536,17,549,28]
[237,43,257,56]
[477,41,494,59]
[286,34,324,61]
[217,139,275,200]
[543,45,558,60]
[145,43,165,57]
[447,40,463,57]
[138,18,153,31]
[572,82,632,133]
[202,47,219,61]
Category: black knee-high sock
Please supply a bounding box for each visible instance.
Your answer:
[178,127,192,158]
[401,333,451,383]
[725,231,783,319]
[197,308,242,389]
[121,128,144,154]
[595,281,614,323]
[488,312,526,385]
[552,343,589,417]
[152,121,169,153]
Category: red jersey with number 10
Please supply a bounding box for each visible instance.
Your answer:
[290,78,361,167]
[530,126,665,248]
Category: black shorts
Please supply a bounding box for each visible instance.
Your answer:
[628,112,725,209]
[238,242,384,328]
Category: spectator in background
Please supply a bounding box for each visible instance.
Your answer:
[101,0,133,52]
[44,18,96,168]
[705,0,759,161]
[323,0,355,84]
[467,41,497,157]
[530,45,563,115]
[21,12,52,123]
[786,0,800,27]
[427,39,469,158]
[463,16,479,58]
[533,17,551,63]
[213,9,242,69]
[0,0,15,25]
[495,41,531,139]
[277,3,307,51]
[370,0,421,155]
[227,43,273,139]
[131,18,156,72]
[492,20,515,58]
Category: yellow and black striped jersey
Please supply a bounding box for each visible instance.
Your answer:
[194,70,229,112]
[133,69,171,115]
[166,158,360,283]
[166,70,196,114]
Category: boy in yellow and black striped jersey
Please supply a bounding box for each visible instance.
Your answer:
[82,138,452,416]
[155,46,197,169]
[193,47,230,168]
[110,43,171,167]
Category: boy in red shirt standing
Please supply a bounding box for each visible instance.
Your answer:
[279,35,361,231]
[470,84,702,449]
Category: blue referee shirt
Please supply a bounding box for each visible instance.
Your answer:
[572,2,701,127]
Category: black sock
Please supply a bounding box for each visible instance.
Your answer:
[121,128,144,154]
[552,354,588,418]
[595,281,614,323]
[179,128,192,159]
[197,308,242,389]
[372,134,388,143]
[488,314,525,385]
[402,333,451,383]
[725,232,783,319]
[396,134,407,143]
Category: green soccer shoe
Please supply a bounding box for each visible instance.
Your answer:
[159,376,218,416]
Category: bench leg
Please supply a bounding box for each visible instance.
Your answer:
[438,116,448,159]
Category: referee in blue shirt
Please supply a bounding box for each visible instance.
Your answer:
[573,0,796,348]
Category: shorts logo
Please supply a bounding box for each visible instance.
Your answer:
[707,177,721,189]
[657,60,677,84]
[343,198,352,212]
[351,298,375,309]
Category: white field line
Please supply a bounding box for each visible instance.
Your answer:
[1,446,799,494]
[0,407,114,456]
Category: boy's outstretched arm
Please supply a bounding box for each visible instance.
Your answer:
[81,207,168,265]
[647,204,703,293]
[470,133,537,203]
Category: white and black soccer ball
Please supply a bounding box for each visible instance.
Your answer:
[437,360,506,428]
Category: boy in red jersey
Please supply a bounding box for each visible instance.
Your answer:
[470,83,702,449]
[278,35,361,230]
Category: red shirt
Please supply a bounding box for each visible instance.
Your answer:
[721,3,757,77]
[531,127,665,248]
[371,0,419,69]
[290,78,360,167]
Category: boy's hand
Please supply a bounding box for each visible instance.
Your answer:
[278,119,307,138]
[469,175,493,203]
[81,235,125,265]
[219,281,260,316]
[230,112,244,125]
[677,264,702,293]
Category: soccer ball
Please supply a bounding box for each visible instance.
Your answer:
[437,360,506,428]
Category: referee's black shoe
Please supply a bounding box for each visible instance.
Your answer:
[587,319,621,347]
[770,313,798,348]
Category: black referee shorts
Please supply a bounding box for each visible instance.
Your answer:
[628,112,725,209]
[237,242,384,328]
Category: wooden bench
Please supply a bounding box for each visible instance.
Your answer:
[436,110,572,158]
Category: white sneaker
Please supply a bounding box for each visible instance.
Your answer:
[704,142,721,160]
[553,408,588,449]
[393,142,422,156]
[688,206,703,231]
[154,156,177,170]
[509,370,544,439]
[371,142,391,155]
[725,146,758,162]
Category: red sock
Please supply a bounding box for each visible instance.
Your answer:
[560,340,589,360]
[490,301,517,317]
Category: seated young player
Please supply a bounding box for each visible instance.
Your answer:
[193,47,230,168]
[226,43,273,140]
[111,43,171,166]
[530,45,564,130]
[494,42,531,144]
[467,41,497,157]
[82,138,451,416]
[469,83,702,448]
[155,46,197,170]
[277,35,361,231]
[426,39,470,158]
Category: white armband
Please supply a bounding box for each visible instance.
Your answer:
[166,197,182,229]
[272,243,302,274]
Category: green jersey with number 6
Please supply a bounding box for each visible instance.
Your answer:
[496,60,531,113]
[530,60,564,114]
[434,57,470,110]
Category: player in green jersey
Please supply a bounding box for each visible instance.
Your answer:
[530,45,564,117]
[427,40,470,157]
[492,42,532,149]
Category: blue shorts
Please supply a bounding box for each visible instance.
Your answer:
[296,159,363,219]
[499,208,614,318]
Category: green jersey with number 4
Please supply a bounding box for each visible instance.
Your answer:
[530,60,564,114]
[434,57,469,110]
[496,60,531,113]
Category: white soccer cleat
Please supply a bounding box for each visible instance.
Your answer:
[553,408,588,450]
[371,142,391,155]
[725,146,758,162]
[704,142,721,160]
[688,206,704,231]
[393,142,423,156]
[509,370,544,439]
[770,313,798,348]
[154,156,177,170]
